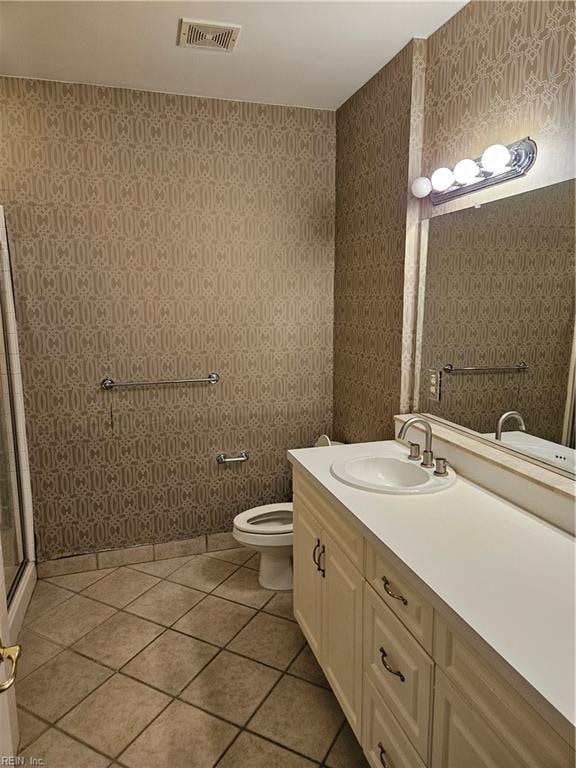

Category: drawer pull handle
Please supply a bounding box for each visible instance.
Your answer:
[379,646,405,682]
[318,545,326,578]
[382,575,408,605]
[312,539,321,569]
[377,742,389,767]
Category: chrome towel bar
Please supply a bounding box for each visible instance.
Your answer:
[216,451,249,464]
[442,362,528,375]
[100,372,220,390]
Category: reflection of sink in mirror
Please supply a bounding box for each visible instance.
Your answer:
[331,454,456,494]
[417,179,575,477]
[483,431,576,473]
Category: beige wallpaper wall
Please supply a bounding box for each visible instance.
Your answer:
[333,40,419,443]
[333,0,575,445]
[419,179,575,442]
[422,0,575,217]
[0,78,335,560]
[2,0,574,559]
[413,0,576,443]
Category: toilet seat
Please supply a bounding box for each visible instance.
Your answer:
[233,502,293,535]
[232,502,295,590]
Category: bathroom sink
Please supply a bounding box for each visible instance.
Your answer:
[330,455,456,494]
[483,430,576,472]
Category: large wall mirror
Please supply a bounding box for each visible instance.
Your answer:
[414,179,575,475]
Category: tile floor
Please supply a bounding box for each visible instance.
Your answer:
[16,546,369,768]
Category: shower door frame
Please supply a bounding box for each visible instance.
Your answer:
[0,206,36,639]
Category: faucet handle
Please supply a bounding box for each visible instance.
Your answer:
[421,450,434,469]
[434,457,448,476]
[408,442,421,461]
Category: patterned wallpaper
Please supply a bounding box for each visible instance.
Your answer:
[2,0,575,558]
[0,78,335,560]
[422,0,576,217]
[419,179,575,442]
[333,41,418,443]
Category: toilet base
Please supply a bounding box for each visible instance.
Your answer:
[259,551,293,591]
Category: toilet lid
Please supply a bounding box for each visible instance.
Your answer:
[234,502,293,535]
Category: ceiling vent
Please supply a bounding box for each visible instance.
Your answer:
[177,19,241,52]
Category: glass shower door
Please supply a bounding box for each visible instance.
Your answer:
[0,321,23,598]
[0,210,26,601]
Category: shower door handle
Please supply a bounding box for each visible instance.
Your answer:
[0,641,21,692]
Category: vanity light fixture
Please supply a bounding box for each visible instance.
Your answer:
[411,137,537,204]
[453,158,481,185]
[430,167,454,192]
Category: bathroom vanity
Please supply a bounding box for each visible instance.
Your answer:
[288,439,575,768]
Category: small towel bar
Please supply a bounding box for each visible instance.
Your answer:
[216,451,249,464]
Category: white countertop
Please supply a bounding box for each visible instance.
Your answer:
[288,440,576,727]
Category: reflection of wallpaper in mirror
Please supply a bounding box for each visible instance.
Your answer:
[419,179,575,444]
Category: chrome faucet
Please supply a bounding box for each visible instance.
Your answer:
[495,410,526,441]
[398,417,435,468]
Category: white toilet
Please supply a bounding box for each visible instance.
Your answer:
[233,502,294,590]
[232,435,342,590]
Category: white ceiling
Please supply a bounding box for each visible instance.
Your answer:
[0,1,466,110]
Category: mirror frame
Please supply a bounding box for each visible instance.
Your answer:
[410,194,575,480]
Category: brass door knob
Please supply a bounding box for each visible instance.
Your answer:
[0,642,22,692]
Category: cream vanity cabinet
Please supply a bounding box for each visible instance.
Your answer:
[292,468,575,768]
[293,472,364,737]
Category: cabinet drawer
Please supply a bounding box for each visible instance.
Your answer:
[364,583,433,761]
[434,614,574,768]
[363,673,426,768]
[366,542,433,652]
[293,469,364,573]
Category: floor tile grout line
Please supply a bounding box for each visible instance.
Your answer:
[19,627,327,755]
[22,562,280,721]
[28,722,124,765]
[212,635,331,766]
[22,552,346,765]
[18,556,246,755]
[29,558,245,643]
[320,718,347,766]
[34,546,249,609]
[26,569,300,684]
[43,565,120,589]
[205,605,321,766]
[28,564,309,681]
[26,568,271,677]
[22,655,335,765]
[33,555,259,617]
[59,690,174,765]
[22,589,77,628]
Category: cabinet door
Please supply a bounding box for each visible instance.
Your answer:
[432,669,523,768]
[293,498,323,659]
[321,530,363,738]
[434,614,574,768]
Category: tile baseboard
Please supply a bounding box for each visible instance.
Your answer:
[37,533,236,578]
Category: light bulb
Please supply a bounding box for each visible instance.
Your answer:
[411,176,432,198]
[430,167,454,192]
[453,158,481,185]
[481,144,512,174]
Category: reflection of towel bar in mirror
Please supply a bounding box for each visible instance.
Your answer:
[101,372,220,390]
[442,362,528,375]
